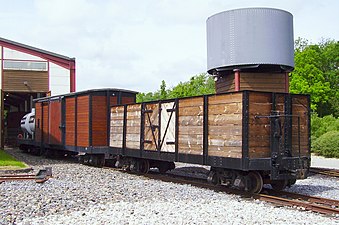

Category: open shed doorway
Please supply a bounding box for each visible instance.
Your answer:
[2,91,46,146]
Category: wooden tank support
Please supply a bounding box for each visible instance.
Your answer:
[215,71,290,94]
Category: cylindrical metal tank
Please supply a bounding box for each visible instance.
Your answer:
[20,108,35,135]
[207,8,294,74]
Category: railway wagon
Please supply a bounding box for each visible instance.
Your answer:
[110,90,310,193]
[19,88,137,158]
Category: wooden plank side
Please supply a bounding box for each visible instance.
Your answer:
[291,95,310,157]
[49,101,62,145]
[208,93,243,158]
[208,92,243,105]
[92,96,108,146]
[126,104,141,149]
[65,98,76,146]
[179,97,204,107]
[215,75,235,94]
[248,92,272,158]
[110,106,124,148]
[76,96,89,147]
[42,103,49,145]
[208,114,242,126]
[239,73,286,93]
[121,96,135,104]
[3,70,48,92]
[178,97,204,155]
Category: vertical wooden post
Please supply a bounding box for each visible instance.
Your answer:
[285,72,289,93]
[234,70,240,91]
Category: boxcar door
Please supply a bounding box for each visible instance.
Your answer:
[143,103,159,151]
[143,101,176,152]
[159,101,176,153]
[49,99,62,146]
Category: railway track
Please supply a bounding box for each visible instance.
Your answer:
[103,166,339,216]
[310,167,339,178]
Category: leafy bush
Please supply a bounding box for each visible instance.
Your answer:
[311,113,339,143]
[312,131,339,158]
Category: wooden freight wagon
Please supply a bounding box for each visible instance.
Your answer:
[110,90,310,192]
[33,89,137,156]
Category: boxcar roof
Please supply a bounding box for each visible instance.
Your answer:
[33,88,138,102]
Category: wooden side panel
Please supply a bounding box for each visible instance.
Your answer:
[92,96,108,146]
[248,92,272,158]
[42,102,49,145]
[240,73,286,93]
[121,96,135,104]
[178,97,204,155]
[215,75,235,93]
[110,106,124,148]
[34,103,42,143]
[110,96,118,106]
[144,103,159,151]
[76,96,89,147]
[215,72,287,94]
[126,104,141,149]
[49,101,62,145]
[208,93,243,158]
[3,70,49,92]
[291,95,310,157]
[65,98,76,146]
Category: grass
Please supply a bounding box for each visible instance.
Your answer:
[0,149,27,169]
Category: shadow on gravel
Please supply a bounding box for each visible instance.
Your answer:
[4,147,78,167]
[286,184,337,196]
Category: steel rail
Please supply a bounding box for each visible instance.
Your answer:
[0,167,52,183]
[310,167,339,178]
[103,166,339,216]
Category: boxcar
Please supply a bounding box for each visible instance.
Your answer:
[109,90,310,193]
[19,88,137,160]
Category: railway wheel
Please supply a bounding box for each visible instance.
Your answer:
[89,154,105,167]
[246,171,263,194]
[137,159,150,174]
[271,180,288,191]
[287,179,296,187]
[207,171,220,185]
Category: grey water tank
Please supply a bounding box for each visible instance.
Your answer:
[207,8,294,74]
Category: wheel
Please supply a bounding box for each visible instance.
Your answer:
[246,171,263,194]
[137,159,150,174]
[158,163,169,173]
[96,155,105,168]
[287,179,296,187]
[271,180,288,191]
[207,171,220,185]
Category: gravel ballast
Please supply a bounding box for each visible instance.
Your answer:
[1,148,338,225]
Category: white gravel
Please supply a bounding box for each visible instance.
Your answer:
[1,148,338,225]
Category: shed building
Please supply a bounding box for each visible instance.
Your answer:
[0,37,76,147]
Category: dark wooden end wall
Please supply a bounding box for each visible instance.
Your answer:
[215,72,289,94]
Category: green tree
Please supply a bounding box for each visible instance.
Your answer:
[136,73,215,102]
[168,73,215,98]
[290,38,339,116]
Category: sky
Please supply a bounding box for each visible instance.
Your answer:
[0,0,338,93]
